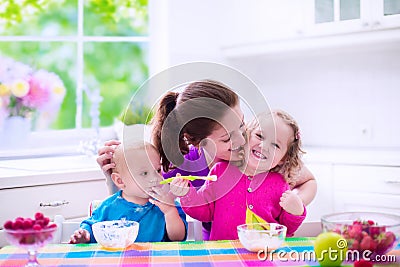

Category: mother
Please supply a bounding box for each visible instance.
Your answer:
[97,80,317,236]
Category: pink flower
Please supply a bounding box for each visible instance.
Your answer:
[0,56,65,124]
[22,74,51,109]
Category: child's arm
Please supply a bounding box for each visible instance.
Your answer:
[278,190,307,236]
[279,190,304,216]
[292,165,317,206]
[169,175,190,197]
[69,229,90,244]
[149,186,186,241]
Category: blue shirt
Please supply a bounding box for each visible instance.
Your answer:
[80,191,188,243]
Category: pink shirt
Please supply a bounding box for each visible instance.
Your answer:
[180,162,306,240]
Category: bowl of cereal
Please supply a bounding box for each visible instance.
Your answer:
[237,223,287,252]
[92,220,139,249]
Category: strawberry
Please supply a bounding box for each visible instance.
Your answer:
[349,224,363,241]
[43,217,50,226]
[22,219,33,230]
[360,235,377,251]
[47,223,57,228]
[369,225,386,239]
[377,231,396,253]
[354,259,373,267]
[34,212,44,220]
[3,220,13,230]
[32,224,42,231]
[12,220,23,230]
[350,239,360,250]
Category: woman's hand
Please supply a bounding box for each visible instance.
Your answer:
[96,140,120,177]
[279,190,304,216]
[69,229,90,244]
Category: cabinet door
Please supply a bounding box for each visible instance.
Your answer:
[303,162,334,221]
[333,164,400,215]
[371,0,400,28]
[221,0,305,46]
[335,192,400,215]
[306,0,371,35]
[0,180,109,227]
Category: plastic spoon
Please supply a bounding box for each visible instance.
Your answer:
[160,175,217,185]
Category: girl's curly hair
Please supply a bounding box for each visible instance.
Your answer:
[247,109,305,186]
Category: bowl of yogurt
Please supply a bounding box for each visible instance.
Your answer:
[237,223,287,252]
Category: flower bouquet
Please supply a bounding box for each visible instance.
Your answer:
[0,56,66,130]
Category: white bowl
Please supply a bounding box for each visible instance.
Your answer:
[237,223,287,252]
[92,220,139,249]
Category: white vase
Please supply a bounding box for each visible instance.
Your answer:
[0,116,31,149]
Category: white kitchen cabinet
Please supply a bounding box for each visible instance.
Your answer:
[221,0,306,47]
[302,162,334,221]
[221,0,400,58]
[0,156,108,227]
[306,0,400,36]
[332,164,400,215]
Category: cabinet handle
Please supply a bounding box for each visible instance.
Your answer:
[362,22,369,28]
[39,200,69,207]
[373,21,381,27]
[384,180,400,184]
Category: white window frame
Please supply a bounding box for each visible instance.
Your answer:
[0,0,149,157]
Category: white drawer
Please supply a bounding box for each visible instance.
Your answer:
[334,191,400,216]
[334,165,400,195]
[0,180,108,227]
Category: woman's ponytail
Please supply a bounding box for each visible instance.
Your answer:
[151,92,184,172]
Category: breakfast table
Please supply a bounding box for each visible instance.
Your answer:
[0,238,399,266]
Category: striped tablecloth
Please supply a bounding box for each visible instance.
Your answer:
[0,238,399,266]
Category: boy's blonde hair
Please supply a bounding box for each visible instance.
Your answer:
[247,109,305,186]
[112,141,157,175]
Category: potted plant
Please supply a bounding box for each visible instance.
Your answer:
[114,103,154,142]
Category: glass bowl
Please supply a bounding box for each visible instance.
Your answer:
[4,226,57,266]
[237,223,287,252]
[92,220,139,249]
[321,212,400,259]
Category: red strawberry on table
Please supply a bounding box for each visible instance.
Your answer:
[354,259,373,267]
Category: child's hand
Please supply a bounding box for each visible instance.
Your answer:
[279,190,304,216]
[69,228,90,244]
[170,174,189,197]
[148,185,176,215]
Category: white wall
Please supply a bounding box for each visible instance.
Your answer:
[149,0,400,149]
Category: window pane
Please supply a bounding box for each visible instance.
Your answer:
[384,0,400,16]
[315,0,334,23]
[0,42,76,130]
[83,42,148,128]
[0,0,77,36]
[84,1,148,36]
[340,0,360,20]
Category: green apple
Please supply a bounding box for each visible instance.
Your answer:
[314,232,348,266]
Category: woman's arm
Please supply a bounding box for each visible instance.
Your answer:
[96,140,120,195]
[292,165,317,206]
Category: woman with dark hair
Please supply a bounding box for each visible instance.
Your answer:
[97,80,317,239]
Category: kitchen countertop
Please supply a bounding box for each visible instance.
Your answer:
[303,147,400,166]
[0,155,104,189]
[1,147,399,190]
